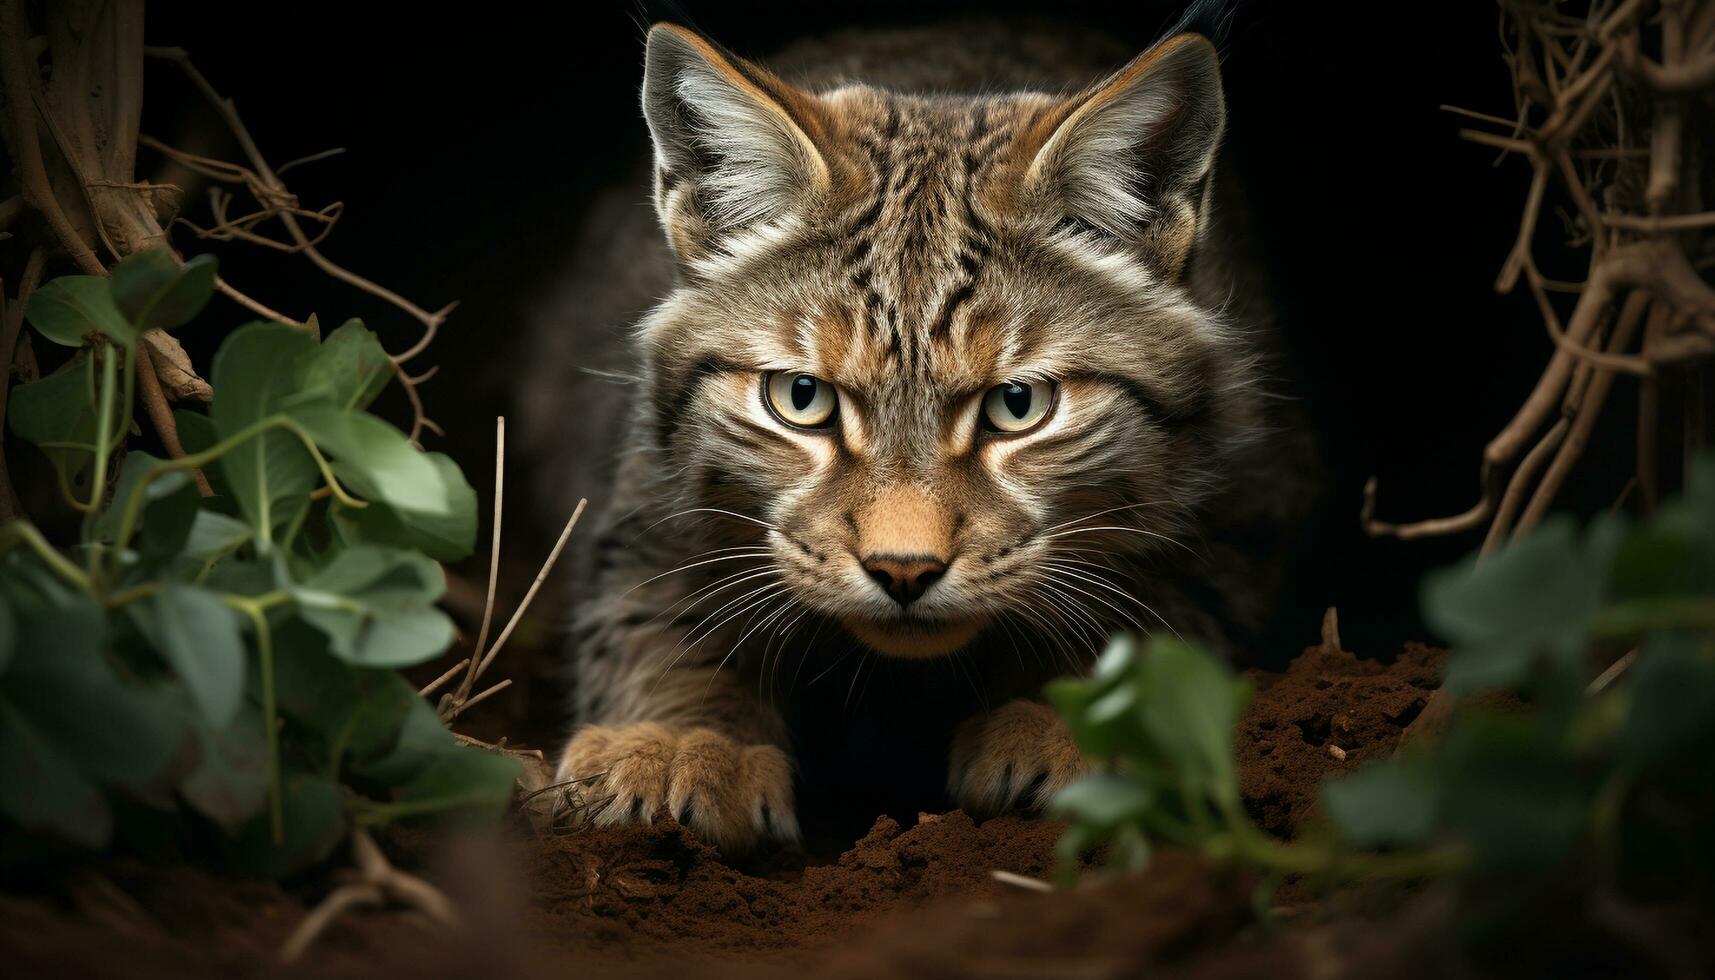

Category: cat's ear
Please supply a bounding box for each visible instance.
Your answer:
[1025,33,1225,278]
[642,24,831,264]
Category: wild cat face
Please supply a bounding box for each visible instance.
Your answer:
[634,24,1252,658]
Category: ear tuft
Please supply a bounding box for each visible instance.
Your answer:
[1027,34,1225,274]
[642,24,829,262]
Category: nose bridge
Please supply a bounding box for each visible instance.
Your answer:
[855,483,951,560]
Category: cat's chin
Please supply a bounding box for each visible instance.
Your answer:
[845,616,985,659]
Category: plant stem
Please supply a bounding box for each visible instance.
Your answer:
[0,520,93,591]
[232,598,283,845]
[106,342,135,455]
[82,346,120,574]
[1214,825,1469,881]
[1593,597,1715,635]
[102,580,161,607]
[109,412,366,557]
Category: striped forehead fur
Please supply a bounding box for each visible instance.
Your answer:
[635,22,1254,521]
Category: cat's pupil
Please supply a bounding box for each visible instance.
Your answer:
[1001,383,1031,418]
[791,375,818,411]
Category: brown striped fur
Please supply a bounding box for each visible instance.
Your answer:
[534,20,1315,849]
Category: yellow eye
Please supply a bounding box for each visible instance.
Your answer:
[981,380,1054,433]
[765,372,838,428]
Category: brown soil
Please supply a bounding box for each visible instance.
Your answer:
[1239,642,1443,838]
[1,642,1444,980]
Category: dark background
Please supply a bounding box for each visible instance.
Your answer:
[135,1,1631,669]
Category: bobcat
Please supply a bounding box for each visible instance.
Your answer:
[523,18,1313,851]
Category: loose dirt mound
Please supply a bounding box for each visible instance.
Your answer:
[1239,642,1443,837]
[525,810,1064,969]
[1,643,1444,979]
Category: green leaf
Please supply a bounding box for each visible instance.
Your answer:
[288,402,451,515]
[180,704,271,834]
[25,275,136,346]
[1436,714,1586,871]
[8,359,100,497]
[331,452,477,561]
[296,320,393,411]
[1426,515,1623,694]
[3,598,183,789]
[200,556,288,599]
[226,774,346,878]
[1054,822,1108,885]
[174,407,217,453]
[271,634,420,769]
[110,251,218,332]
[1050,772,1154,831]
[0,699,112,847]
[338,674,421,769]
[353,695,522,825]
[210,323,321,543]
[351,692,453,785]
[0,594,15,675]
[1622,632,1715,759]
[1611,460,1715,600]
[1134,637,1249,810]
[126,584,247,728]
[384,742,520,825]
[271,632,361,734]
[1046,634,1150,760]
[94,452,198,557]
[1322,758,1441,849]
[0,551,84,611]
[182,510,254,561]
[291,545,454,667]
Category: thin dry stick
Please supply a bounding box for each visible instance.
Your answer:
[417,657,471,699]
[990,870,1053,893]
[451,679,512,718]
[470,500,588,686]
[279,830,460,964]
[138,48,451,441]
[132,342,213,497]
[451,417,506,708]
[441,498,588,723]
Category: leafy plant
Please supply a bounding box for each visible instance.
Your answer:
[1051,454,1715,917]
[0,250,512,876]
[1047,636,1460,892]
[1323,454,1715,878]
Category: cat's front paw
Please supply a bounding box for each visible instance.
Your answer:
[948,700,1086,818]
[554,722,799,851]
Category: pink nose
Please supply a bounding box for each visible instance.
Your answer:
[861,554,948,606]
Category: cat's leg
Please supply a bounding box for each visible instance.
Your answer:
[947,699,1085,817]
[556,616,798,851]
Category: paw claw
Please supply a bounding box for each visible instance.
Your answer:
[556,723,797,851]
[948,700,1084,818]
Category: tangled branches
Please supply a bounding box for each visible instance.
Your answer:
[139,45,455,445]
[0,0,452,475]
[1364,0,1715,552]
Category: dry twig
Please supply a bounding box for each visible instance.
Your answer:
[435,415,588,724]
[138,46,454,443]
[279,830,460,963]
